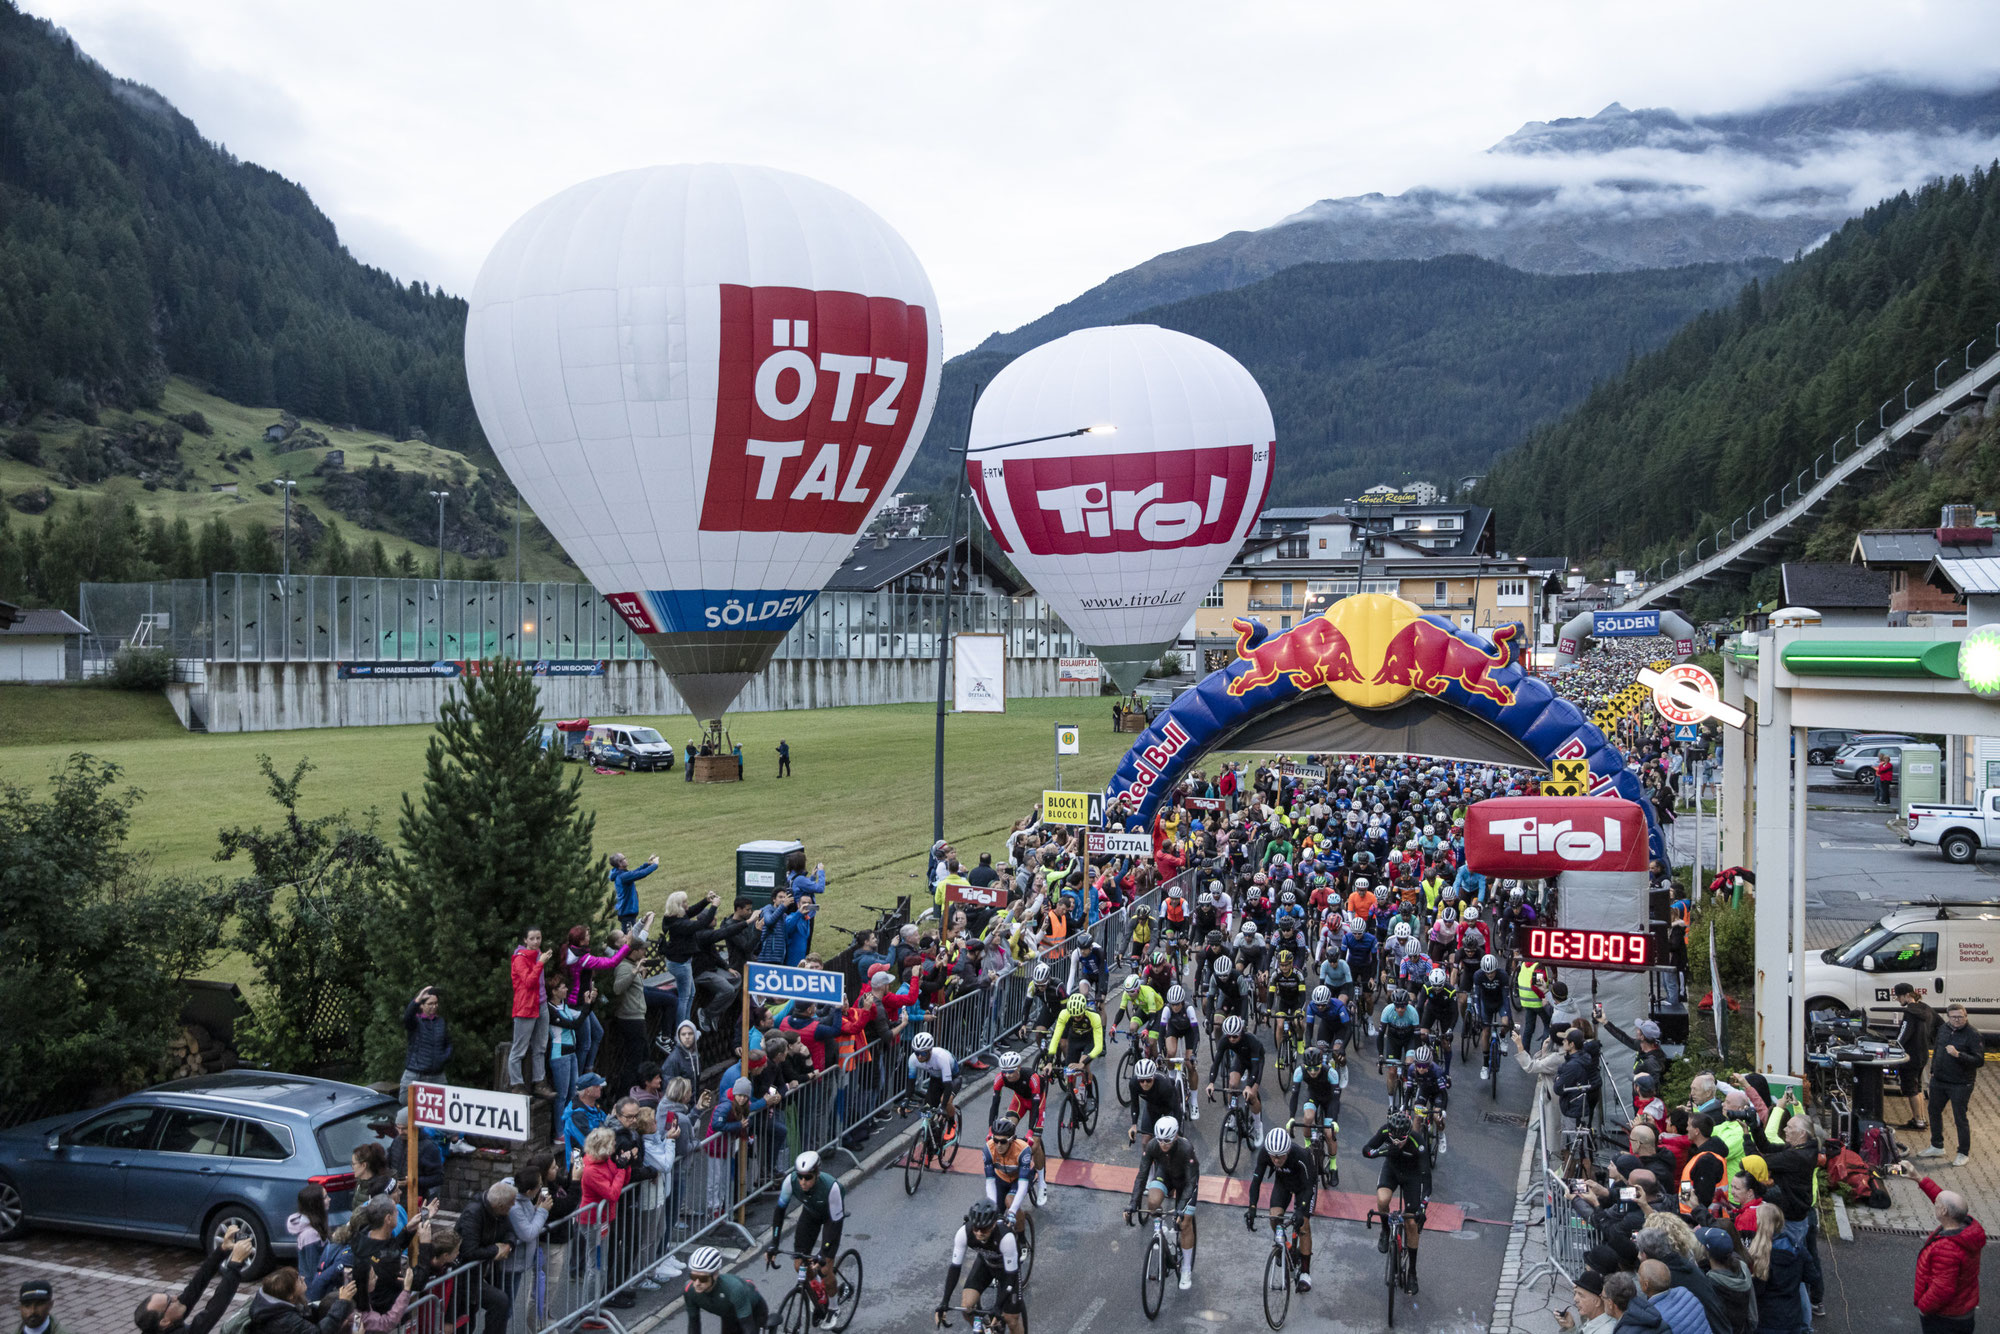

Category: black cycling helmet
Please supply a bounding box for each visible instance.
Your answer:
[966,1200,1001,1231]
[1387,1110,1413,1136]
[1302,1045,1325,1071]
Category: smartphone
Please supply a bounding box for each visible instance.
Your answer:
[1620,1187,1640,1202]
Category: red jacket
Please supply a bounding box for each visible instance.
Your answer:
[1913,1176,1985,1317]
[580,1157,631,1222]
[511,947,544,1019]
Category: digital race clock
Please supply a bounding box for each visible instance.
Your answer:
[1514,925,1655,972]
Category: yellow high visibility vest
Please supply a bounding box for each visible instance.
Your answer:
[1517,962,1544,1010]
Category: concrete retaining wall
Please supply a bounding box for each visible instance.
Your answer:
[199,655,1096,732]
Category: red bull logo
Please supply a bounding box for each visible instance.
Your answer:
[1373,620,1518,706]
[1226,593,1519,709]
[1226,616,1360,695]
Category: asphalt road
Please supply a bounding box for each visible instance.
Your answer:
[745,1024,1540,1334]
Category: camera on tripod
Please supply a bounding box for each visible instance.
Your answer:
[1807,1010,1864,1043]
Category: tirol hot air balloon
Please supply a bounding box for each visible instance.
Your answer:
[464,165,943,719]
[966,325,1273,692]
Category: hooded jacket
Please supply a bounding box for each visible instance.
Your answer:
[1706,1258,1757,1334]
[243,1290,352,1334]
[1912,1177,1985,1318]
[1650,1249,1727,1334]
[1612,1292,1668,1334]
[1752,1233,1807,1334]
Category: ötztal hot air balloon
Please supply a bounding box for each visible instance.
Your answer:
[464,165,942,718]
[966,325,1273,692]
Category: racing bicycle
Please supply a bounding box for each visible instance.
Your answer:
[1136,1206,1195,1321]
[1260,1207,1308,1330]
[1368,1199,1424,1326]
[1055,1062,1100,1159]
[769,1247,862,1334]
[900,1085,961,1195]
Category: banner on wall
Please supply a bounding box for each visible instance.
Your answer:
[336,659,609,681]
[953,633,1006,713]
[1059,657,1103,683]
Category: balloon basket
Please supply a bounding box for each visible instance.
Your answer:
[1115,714,1148,734]
[691,755,744,783]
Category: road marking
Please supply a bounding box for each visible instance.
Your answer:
[1063,1296,1107,1334]
[0,1255,169,1287]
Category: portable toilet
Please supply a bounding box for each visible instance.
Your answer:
[736,839,803,910]
[1899,743,1943,816]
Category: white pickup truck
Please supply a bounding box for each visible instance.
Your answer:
[1902,788,2000,863]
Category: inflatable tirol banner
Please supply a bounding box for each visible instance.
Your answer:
[1463,797,1651,876]
[1104,593,1667,866]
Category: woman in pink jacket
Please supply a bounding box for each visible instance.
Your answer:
[565,922,642,1074]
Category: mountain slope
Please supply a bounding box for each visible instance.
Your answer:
[1474,165,2000,577]
[899,254,1776,506]
[0,1,482,449]
[976,82,2000,357]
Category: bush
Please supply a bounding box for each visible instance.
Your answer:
[5,431,41,465]
[168,410,211,435]
[1686,893,1755,995]
[107,646,173,690]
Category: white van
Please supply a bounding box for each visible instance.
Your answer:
[1800,902,2000,1038]
[585,723,677,772]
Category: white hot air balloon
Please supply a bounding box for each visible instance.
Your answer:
[965,325,1273,692]
[465,165,943,718]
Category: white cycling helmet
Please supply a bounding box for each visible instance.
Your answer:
[795,1151,821,1176]
[1428,968,1447,987]
[1480,953,1499,973]
[1263,1127,1292,1156]
[1223,1015,1246,1037]
[688,1246,725,1276]
[1032,962,1051,984]
[1463,905,1479,921]
[1213,956,1233,976]
[1311,985,1331,1005]
[1134,1058,1158,1080]
[1354,877,1370,890]
[1412,1045,1435,1065]
[912,1032,935,1055]
[1166,985,1188,1005]
[1393,922,1413,940]
[999,1050,1023,1073]
[1124,975,1141,993]
[1154,1115,1181,1143]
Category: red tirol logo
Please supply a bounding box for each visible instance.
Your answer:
[699,285,929,535]
[974,443,1267,556]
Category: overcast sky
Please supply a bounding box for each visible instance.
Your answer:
[27,0,2000,354]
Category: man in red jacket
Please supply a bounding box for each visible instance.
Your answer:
[508,928,555,1096]
[1891,1162,1984,1334]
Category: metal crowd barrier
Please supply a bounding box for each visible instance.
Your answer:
[383,867,1197,1334]
[1517,1044,1631,1299]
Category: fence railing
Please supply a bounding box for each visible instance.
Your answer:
[1517,1044,1635,1298]
[75,576,1083,667]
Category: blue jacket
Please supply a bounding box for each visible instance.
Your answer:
[781,908,815,966]
[609,861,658,918]
[561,1098,608,1169]
[787,866,825,898]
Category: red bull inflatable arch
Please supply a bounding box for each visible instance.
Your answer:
[1104,593,1668,866]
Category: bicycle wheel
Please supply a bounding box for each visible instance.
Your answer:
[1014,1211,1036,1285]
[1219,1109,1243,1175]
[776,1288,809,1334]
[1117,1049,1137,1108]
[1057,1095,1078,1159]
[1488,1039,1501,1102]
[1081,1076,1100,1134]
[1262,1242,1292,1330]
[1141,1233,1166,1320]
[903,1132,927,1195]
[1384,1223,1401,1326]
[830,1251,864,1333]
[939,1110,962,1170]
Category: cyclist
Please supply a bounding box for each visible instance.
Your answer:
[1468,954,1512,1079]
[1047,993,1105,1098]
[1114,974,1165,1036]
[1290,1097,1339,1189]
[1127,904,1155,966]
[1234,926,1271,981]
[982,1116,1036,1221]
[1341,914,1380,1021]
[936,1201,1024,1334]
[1124,1114,1201,1291]
[766,1152,846,1330]
[1363,1109,1432,1292]
[1267,950,1309,1051]
[1290,1041,1346,1126]
[1345,876,1378,922]
[1139,948,1177,999]
[1022,963,1067,1038]
[1204,1015,1267,1135]
[1151,984,1202,1090]
[685,1245,770,1334]
[1192,929,1232,993]
[1127,1056,1189,1143]
[1205,954,1255,1029]
[1193,889,1222,941]
[1403,1041,1450,1121]
[909,1032,960,1132]
[1160,885,1193,951]
[1377,988,1422,1098]
[986,1052,1049,1205]
[1243,1127,1317,1292]
[1068,933,1108,1002]
[1418,970,1460,1073]
[1302,984,1350,1049]
[1453,905,1492,985]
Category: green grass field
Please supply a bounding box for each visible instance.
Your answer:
[0,689,1124,985]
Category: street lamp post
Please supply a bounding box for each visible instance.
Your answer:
[428,490,449,580]
[278,479,297,577]
[932,415,1116,848]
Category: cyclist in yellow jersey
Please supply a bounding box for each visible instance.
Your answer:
[1115,975,1165,1034]
[1048,993,1106,1085]
[1128,906,1155,961]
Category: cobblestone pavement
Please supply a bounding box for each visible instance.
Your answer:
[0,1234,245,1334]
